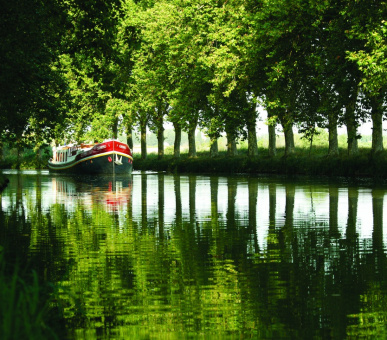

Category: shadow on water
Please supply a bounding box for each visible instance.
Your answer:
[1,170,387,339]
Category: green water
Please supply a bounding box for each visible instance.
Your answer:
[1,170,387,339]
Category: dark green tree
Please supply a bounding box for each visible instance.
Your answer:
[0,0,67,146]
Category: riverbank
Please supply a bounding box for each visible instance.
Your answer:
[2,146,387,180]
[133,148,387,179]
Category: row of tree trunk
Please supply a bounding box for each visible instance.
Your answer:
[128,107,384,160]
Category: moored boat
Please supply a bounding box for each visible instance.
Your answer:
[48,140,133,174]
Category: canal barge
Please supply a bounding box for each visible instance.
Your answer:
[48,140,133,174]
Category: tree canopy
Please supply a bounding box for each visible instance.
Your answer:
[1,0,387,155]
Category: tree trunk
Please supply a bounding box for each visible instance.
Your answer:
[126,125,133,150]
[279,110,294,156]
[209,136,218,158]
[283,124,295,156]
[173,122,181,158]
[279,115,295,156]
[268,123,276,157]
[266,100,277,157]
[156,104,165,159]
[346,123,358,155]
[370,95,384,154]
[188,124,196,158]
[112,117,119,139]
[345,88,359,155]
[140,122,147,160]
[346,120,358,155]
[328,112,339,156]
[157,125,164,159]
[246,108,259,157]
[226,130,237,156]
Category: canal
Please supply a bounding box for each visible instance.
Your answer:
[1,170,387,339]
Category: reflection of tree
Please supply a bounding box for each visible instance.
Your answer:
[372,189,384,255]
[226,177,236,229]
[126,177,133,230]
[346,189,387,338]
[279,183,295,259]
[158,174,164,239]
[3,173,387,338]
[189,175,196,226]
[329,185,340,237]
[174,175,182,226]
[346,187,358,241]
[210,176,218,233]
[248,178,259,254]
[16,173,24,217]
[141,173,147,232]
[263,183,288,333]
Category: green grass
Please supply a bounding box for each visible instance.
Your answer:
[134,146,387,179]
[2,139,387,179]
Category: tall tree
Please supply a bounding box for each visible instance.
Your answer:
[58,0,133,143]
[0,0,67,143]
[346,1,387,154]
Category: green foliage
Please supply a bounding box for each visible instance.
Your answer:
[2,0,387,157]
[345,3,387,96]
[0,144,51,170]
[0,252,60,340]
[0,0,67,144]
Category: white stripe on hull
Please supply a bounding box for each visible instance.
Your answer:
[48,151,133,171]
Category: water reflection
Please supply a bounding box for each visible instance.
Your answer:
[1,171,387,339]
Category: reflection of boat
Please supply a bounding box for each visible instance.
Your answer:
[52,175,132,211]
[48,140,133,174]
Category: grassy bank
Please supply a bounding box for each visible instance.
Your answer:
[2,142,387,179]
[134,147,387,179]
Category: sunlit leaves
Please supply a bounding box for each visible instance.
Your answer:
[347,20,387,95]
